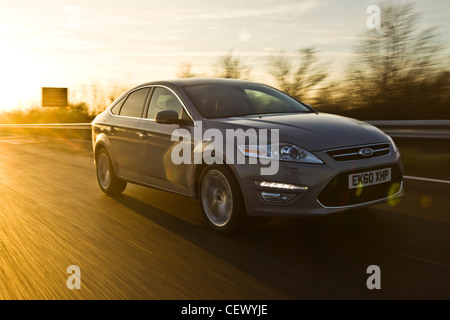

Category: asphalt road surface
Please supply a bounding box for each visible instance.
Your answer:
[0,134,449,299]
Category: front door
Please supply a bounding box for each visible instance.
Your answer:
[137,86,193,194]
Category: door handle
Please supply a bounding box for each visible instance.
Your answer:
[139,132,150,140]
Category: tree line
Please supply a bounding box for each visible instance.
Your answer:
[176,3,449,120]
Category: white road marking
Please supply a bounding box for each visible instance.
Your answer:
[404,175,450,184]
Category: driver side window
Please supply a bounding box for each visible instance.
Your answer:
[147,87,183,120]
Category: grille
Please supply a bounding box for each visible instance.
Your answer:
[326,143,390,161]
[317,164,402,207]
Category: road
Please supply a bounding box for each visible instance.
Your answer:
[0,134,449,299]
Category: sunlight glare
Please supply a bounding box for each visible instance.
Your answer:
[0,45,42,111]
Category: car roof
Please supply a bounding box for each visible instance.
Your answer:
[133,78,263,90]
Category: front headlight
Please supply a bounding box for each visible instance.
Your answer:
[237,143,323,164]
[276,144,323,164]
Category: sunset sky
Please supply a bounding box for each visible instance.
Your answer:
[0,0,449,111]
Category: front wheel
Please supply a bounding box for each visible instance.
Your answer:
[199,165,248,234]
[96,149,127,195]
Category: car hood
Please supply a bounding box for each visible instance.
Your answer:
[204,113,389,151]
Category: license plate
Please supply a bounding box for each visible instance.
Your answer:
[348,168,391,189]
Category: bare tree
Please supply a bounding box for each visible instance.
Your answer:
[214,50,251,79]
[347,2,446,118]
[267,47,328,101]
[176,62,198,78]
[312,81,342,112]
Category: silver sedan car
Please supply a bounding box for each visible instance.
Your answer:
[92,78,404,234]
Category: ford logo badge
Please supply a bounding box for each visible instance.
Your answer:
[358,148,374,156]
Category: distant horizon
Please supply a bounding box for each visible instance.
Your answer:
[1,0,449,111]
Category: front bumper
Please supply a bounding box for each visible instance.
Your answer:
[230,149,404,217]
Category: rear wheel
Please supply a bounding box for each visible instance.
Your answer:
[199,165,248,234]
[96,149,127,195]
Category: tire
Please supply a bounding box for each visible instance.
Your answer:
[199,165,248,234]
[96,148,127,195]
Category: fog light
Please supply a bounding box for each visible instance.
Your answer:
[260,192,296,203]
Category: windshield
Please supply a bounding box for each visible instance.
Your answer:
[183,83,313,119]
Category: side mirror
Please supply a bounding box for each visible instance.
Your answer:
[155,110,180,124]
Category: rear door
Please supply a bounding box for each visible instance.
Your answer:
[108,87,150,180]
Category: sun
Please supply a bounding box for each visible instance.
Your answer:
[0,45,43,112]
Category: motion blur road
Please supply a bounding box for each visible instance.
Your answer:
[0,134,449,299]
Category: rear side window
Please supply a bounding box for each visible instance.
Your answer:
[119,88,150,118]
[110,96,125,115]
